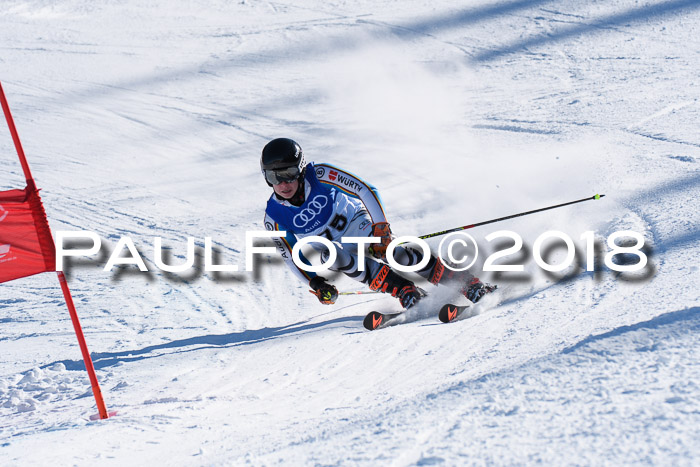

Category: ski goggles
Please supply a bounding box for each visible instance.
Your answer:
[264,166,301,185]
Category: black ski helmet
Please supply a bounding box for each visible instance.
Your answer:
[260,138,306,186]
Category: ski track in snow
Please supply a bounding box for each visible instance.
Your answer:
[1,0,699,465]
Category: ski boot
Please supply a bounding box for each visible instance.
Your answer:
[462,277,498,304]
[425,257,497,303]
[369,265,422,309]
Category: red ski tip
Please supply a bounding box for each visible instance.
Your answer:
[438,304,468,323]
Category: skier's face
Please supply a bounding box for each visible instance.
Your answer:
[273,179,299,199]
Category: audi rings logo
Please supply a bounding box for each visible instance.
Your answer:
[293,195,328,228]
[0,205,7,223]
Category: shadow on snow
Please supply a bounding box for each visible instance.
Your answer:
[562,306,700,354]
[40,0,700,106]
[45,314,363,371]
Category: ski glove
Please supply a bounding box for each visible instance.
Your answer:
[369,222,393,261]
[309,276,338,305]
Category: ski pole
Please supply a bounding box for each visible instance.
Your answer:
[341,194,604,299]
[418,194,605,240]
[339,290,382,296]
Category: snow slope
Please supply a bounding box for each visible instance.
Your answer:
[1,0,698,465]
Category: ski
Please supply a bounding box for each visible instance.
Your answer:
[438,303,470,323]
[363,311,404,331]
[362,286,432,331]
[363,302,471,330]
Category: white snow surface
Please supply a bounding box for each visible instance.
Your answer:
[1,0,699,465]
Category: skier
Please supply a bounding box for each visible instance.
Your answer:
[261,137,495,309]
